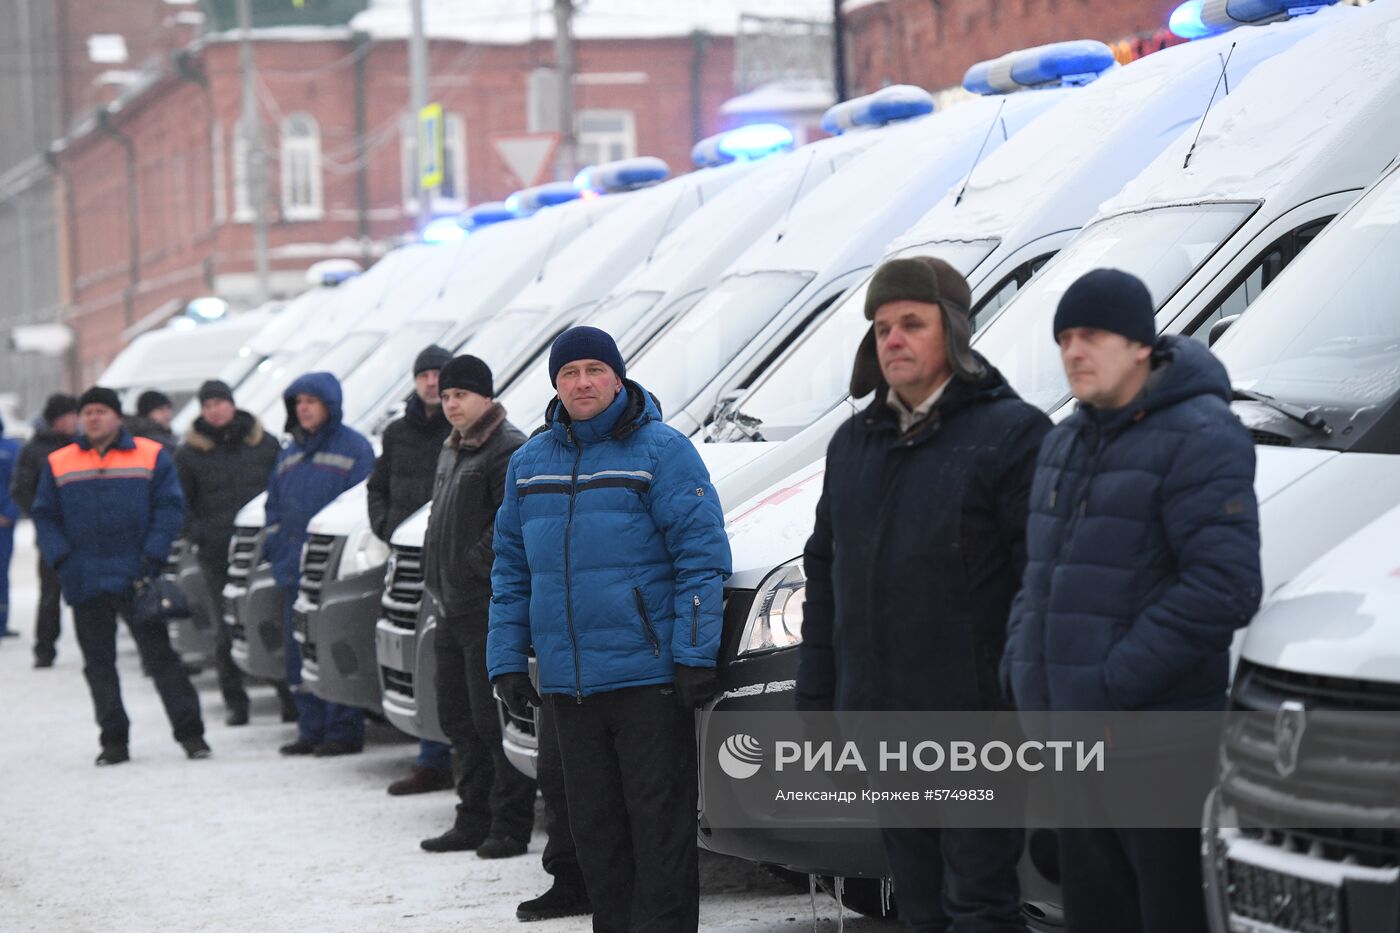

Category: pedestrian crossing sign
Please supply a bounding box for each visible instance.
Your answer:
[419,103,444,191]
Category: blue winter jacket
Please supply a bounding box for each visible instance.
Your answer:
[263,372,375,588]
[0,415,20,526]
[487,381,732,698]
[30,427,185,606]
[1003,336,1262,712]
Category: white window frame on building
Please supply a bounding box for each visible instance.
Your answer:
[279,112,324,222]
[401,111,467,214]
[576,109,636,166]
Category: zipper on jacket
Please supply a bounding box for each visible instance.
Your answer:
[691,594,700,647]
[633,587,660,657]
[562,428,584,702]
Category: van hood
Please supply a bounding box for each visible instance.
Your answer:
[1243,499,1400,686]
[723,459,827,590]
[1253,445,1334,502]
[306,480,371,538]
[235,491,269,529]
[390,501,433,548]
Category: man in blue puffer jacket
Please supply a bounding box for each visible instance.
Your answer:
[488,326,731,933]
[264,372,375,757]
[1003,269,1261,933]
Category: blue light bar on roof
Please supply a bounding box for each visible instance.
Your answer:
[573,157,671,194]
[464,201,516,229]
[692,123,795,167]
[505,182,581,216]
[821,85,934,135]
[963,40,1116,95]
[1168,0,1337,39]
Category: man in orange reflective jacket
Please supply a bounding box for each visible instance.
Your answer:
[32,386,207,767]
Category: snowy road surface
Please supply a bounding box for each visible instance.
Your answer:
[0,521,887,932]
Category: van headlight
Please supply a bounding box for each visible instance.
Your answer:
[737,559,805,656]
[337,528,390,579]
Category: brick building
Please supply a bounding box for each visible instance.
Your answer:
[0,0,201,418]
[46,2,826,382]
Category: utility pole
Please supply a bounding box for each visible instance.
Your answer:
[237,0,270,304]
[409,0,431,234]
[832,0,848,103]
[553,0,576,181]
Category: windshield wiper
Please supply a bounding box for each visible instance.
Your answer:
[1231,388,1332,437]
[707,396,766,443]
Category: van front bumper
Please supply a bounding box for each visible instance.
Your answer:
[303,562,385,714]
[1204,789,1400,933]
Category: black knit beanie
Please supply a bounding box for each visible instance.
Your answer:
[548,326,626,387]
[1053,268,1156,346]
[79,386,122,415]
[198,380,234,404]
[42,393,79,425]
[413,344,453,376]
[137,389,173,417]
[439,354,494,398]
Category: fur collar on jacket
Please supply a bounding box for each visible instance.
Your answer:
[447,402,507,451]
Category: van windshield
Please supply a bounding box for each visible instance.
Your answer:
[713,240,997,440]
[626,271,814,417]
[1217,169,1400,447]
[975,203,1256,411]
[254,332,381,433]
[340,322,453,428]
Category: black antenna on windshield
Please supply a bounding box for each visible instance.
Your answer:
[954,97,1008,206]
[1183,41,1237,170]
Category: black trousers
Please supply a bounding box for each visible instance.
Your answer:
[1055,749,1214,933]
[880,827,1025,933]
[536,700,585,888]
[549,685,698,933]
[1058,827,1207,933]
[198,553,247,713]
[73,592,204,748]
[34,555,62,663]
[435,618,536,841]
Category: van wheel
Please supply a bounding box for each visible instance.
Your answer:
[816,876,899,921]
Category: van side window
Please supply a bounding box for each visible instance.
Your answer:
[1190,217,1333,343]
[970,253,1055,333]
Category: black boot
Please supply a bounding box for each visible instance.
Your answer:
[420,826,487,853]
[515,880,592,921]
[96,745,130,767]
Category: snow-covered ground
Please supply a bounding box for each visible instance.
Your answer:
[0,521,885,932]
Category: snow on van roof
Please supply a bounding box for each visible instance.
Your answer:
[729,91,1058,275]
[1097,2,1397,216]
[353,0,831,44]
[884,18,1325,252]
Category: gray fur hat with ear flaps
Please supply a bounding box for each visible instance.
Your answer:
[849,255,983,398]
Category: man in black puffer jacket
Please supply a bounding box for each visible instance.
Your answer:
[799,257,1050,933]
[367,345,452,542]
[367,344,456,795]
[11,393,79,667]
[175,380,281,724]
[1003,269,1261,933]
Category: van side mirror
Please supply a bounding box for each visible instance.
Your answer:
[1208,315,1240,347]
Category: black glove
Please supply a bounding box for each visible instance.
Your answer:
[673,665,719,709]
[494,672,542,719]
